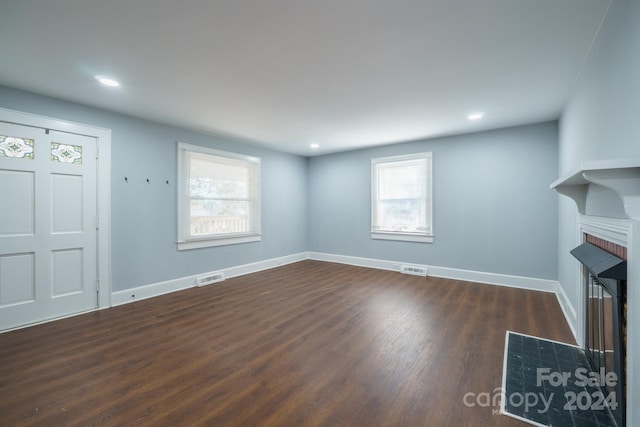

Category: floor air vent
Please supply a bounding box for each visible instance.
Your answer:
[400,265,428,277]
[196,272,225,286]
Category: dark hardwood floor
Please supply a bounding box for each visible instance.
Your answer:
[0,260,574,426]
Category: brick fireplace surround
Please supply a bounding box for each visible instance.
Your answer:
[585,235,628,261]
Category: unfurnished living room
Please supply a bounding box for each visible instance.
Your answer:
[0,1,638,426]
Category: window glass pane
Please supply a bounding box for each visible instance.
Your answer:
[190,200,250,235]
[190,156,249,198]
[376,199,426,232]
[378,160,425,199]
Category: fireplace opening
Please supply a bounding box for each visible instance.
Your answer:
[571,241,627,427]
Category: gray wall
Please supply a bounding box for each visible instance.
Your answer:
[0,86,309,291]
[0,86,562,290]
[558,0,640,308]
[309,122,559,280]
[557,2,640,421]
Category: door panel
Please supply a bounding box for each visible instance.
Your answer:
[0,122,97,330]
[0,253,35,304]
[51,173,84,233]
[51,248,84,296]
[0,169,35,235]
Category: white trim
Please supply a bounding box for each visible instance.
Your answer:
[551,159,640,220]
[111,275,195,306]
[176,141,261,250]
[0,107,112,310]
[115,251,561,310]
[554,281,577,341]
[577,215,632,247]
[0,308,100,334]
[627,221,640,427]
[371,232,434,243]
[427,265,557,292]
[574,214,638,426]
[371,152,433,241]
[500,331,510,419]
[111,252,308,306]
[97,126,112,310]
[371,152,433,164]
[307,252,558,293]
[178,233,261,250]
[223,252,307,279]
[307,252,399,272]
[574,215,632,346]
[178,142,260,164]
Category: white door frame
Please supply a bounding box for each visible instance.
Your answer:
[0,107,111,311]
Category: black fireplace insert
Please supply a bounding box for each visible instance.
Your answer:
[571,242,627,427]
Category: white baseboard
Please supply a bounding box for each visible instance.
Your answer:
[427,265,558,293]
[112,250,578,344]
[111,252,308,306]
[223,252,309,279]
[309,252,579,343]
[308,252,558,293]
[308,252,400,272]
[554,282,578,343]
[111,275,194,306]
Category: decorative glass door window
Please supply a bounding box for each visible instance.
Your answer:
[0,135,34,159]
[51,142,82,164]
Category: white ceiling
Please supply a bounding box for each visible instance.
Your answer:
[0,0,610,156]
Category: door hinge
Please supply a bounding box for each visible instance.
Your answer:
[96,279,100,292]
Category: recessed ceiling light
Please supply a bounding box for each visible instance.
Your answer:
[95,76,120,87]
[310,143,319,149]
[468,112,485,121]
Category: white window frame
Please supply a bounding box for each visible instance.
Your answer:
[371,152,433,243]
[177,142,261,250]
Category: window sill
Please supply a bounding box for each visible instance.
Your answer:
[178,233,261,250]
[371,232,434,243]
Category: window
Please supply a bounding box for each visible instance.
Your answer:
[178,143,261,250]
[371,152,433,243]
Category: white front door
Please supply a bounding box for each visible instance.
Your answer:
[0,121,98,331]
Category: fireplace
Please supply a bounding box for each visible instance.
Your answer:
[551,159,640,426]
[571,240,626,427]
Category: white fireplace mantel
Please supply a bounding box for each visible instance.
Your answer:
[550,159,640,221]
